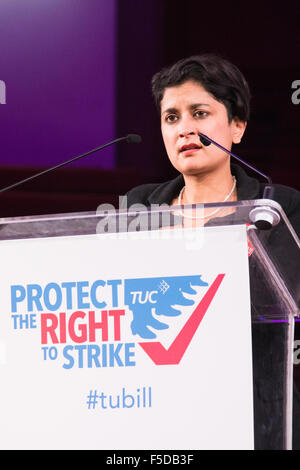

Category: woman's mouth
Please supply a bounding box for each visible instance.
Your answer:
[179,143,202,154]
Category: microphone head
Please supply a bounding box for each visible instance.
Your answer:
[126,134,142,144]
[198,133,211,147]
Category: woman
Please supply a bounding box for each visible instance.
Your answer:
[124,54,300,236]
[122,54,300,450]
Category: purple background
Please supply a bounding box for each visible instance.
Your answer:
[0,0,116,168]
[0,1,299,184]
[0,0,299,191]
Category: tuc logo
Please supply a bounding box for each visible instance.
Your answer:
[124,275,209,339]
[125,274,225,365]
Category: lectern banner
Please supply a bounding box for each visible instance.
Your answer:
[0,224,253,449]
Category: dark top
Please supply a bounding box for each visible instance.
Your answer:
[122,163,300,237]
[122,163,300,450]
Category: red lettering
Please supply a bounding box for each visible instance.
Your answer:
[109,309,125,341]
[40,309,125,345]
[59,312,67,343]
[40,313,59,344]
[88,310,108,342]
[68,311,87,343]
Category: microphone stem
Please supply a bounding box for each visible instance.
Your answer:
[0,136,127,193]
[199,133,272,185]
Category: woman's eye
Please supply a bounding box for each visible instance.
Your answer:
[194,110,208,118]
[165,114,178,123]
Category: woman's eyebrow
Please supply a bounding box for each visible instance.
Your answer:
[190,103,211,110]
[161,107,178,116]
[162,103,211,115]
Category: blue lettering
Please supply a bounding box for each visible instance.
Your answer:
[27,284,43,311]
[61,343,135,369]
[90,280,106,308]
[11,285,26,312]
[77,281,90,308]
[122,388,134,408]
[87,345,101,368]
[125,343,136,366]
[61,282,76,309]
[62,345,75,369]
[75,345,86,368]
[109,343,123,367]
[44,283,62,311]
[107,279,122,307]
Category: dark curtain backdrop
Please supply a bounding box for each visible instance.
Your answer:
[116,0,300,189]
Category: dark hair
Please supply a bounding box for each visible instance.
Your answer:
[151,53,251,122]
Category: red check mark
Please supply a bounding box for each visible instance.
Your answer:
[138,274,225,365]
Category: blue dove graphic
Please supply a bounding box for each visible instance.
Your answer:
[124,275,208,339]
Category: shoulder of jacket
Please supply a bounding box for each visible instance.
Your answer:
[120,182,163,208]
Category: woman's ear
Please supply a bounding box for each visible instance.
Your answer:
[231,118,247,144]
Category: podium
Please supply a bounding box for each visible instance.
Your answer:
[0,198,299,450]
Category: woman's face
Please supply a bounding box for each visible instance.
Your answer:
[160,80,246,176]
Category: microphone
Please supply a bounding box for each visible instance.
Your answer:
[198,132,273,198]
[126,134,142,144]
[0,134,142,193]
[198,132,279,229]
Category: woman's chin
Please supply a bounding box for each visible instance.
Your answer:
[174,157,229,177]
[179,164,210,177]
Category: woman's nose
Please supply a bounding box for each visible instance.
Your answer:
[178,116,199,138]
[178,127,198,138]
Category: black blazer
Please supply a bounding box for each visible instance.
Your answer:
[122,163,300,237]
